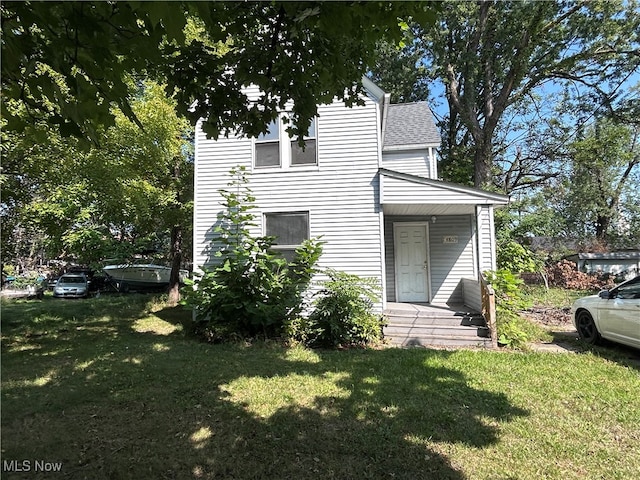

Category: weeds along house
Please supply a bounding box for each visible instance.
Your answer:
[193,78,509,313]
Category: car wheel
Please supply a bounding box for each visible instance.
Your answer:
[575,310,601,345]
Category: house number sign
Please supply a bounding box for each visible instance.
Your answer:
[443,236,458,244]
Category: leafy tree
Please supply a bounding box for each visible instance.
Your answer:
[1,81,193,292]
[561,119,640,246]
[496,240,541,274]
[2,1,435,293]
[2,1,437,143]
[370,1,639,189]
[433,0,639,188]
[369,37,431,103]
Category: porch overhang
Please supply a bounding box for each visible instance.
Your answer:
[383,203,477,216]
[379,168,510,214]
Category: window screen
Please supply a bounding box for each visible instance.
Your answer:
[265,212,309,246]
[291,118,317,166]
[255,120,280,167]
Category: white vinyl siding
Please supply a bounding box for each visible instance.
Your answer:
[193,94,385,307]
[381,175,500,206]
[381,148,437,179]
[476,205,496,273]
[461,278,482,311]
[193,83,507,314]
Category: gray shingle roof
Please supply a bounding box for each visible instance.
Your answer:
[383,102,440,149]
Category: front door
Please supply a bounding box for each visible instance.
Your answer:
[394,223,430,302]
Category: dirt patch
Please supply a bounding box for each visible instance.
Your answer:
[522,306,581,352]
[523,306,575,332]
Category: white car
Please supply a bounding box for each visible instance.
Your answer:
[571,275,640,349]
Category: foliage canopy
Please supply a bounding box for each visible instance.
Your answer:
[2,1,437,143]
[1,81,193,268]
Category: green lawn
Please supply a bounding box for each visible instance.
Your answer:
[523,284,594,309]
[2,294,639,479]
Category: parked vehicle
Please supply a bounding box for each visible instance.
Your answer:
[102,262,188,291]
[572,275,640,349]
[53,273,89,298]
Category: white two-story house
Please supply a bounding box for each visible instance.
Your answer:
[193,78,509,344]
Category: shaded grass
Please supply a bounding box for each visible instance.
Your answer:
[1,295,639,479]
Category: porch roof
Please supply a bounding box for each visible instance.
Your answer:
[379,168,510,216]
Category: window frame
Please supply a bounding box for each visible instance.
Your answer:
[263,211,310,258]
[252,115,318,170]
[290,117,317,166]
[254,119,281,168]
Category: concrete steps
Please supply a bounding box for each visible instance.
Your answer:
[383,305,493,349]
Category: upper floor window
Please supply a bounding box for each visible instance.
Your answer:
[255,120,280,168]
[291,118,317,166]
[254,116,317,169]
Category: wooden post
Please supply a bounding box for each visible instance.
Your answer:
[480,275,498,348]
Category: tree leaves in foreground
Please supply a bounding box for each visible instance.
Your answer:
[1,1,437,143]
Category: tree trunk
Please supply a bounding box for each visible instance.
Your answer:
[167,224,182,306]
[473,138,493,189]
[594,214,610,245]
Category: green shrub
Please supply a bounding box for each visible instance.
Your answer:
[288,269,384,348]
[497,240,542,273]
[182,167,323,340]
[485,270,533,349]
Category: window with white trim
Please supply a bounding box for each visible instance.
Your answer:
[265,211,309,260]
[255,120,280,167]
[291,117,317,165]
[254,116,317,169]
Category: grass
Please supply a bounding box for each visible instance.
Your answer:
[523,285,594,309]
[2,293,640,479]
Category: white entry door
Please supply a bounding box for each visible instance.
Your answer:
[394,223,430,303]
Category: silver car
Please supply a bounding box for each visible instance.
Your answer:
[53,273,89,298]
[572,275,640,349]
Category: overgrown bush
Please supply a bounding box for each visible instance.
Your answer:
[287,269,385,348]
[182,167,323,341]
[485,270,533,349]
